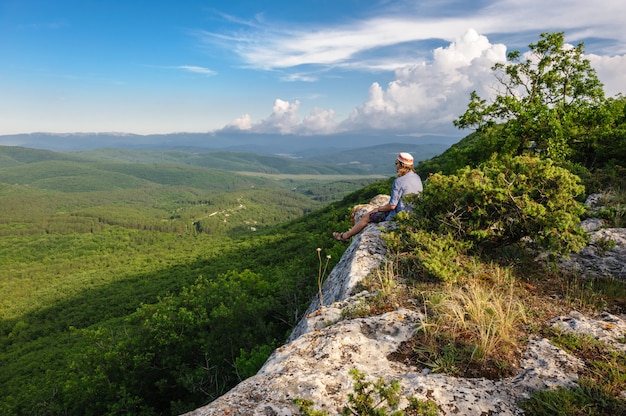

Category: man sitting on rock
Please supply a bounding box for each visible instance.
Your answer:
[333,152,423,243]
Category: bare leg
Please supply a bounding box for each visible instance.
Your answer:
[333,210,374,241]
[343,213,371,238]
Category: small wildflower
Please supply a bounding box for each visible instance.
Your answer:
[317,248,332,319]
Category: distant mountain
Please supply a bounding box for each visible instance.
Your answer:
[0,141,451,177]
[300,142,449,175]
[0,131,461,156]
[74,144,448,175]
[0,145,86,166]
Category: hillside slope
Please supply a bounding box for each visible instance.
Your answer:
[184,202,626,415]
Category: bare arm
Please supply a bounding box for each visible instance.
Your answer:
[371,203,396,213]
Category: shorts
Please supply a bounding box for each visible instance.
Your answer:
[369,212,387,223]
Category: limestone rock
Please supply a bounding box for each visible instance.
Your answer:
[289,221,388,342]
[349,194,390,225]
[560,228,626,279]
[184,315,584,416]
[550,310,626,353]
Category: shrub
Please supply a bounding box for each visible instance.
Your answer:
[385,228,472,283]
[408,155,587,257]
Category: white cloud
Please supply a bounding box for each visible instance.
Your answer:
[226,113,253,130]
[222,27,626,138]
[215,16,467,72]
[228,99,302,134]
[177,65,217,76]
[229,27,626,137]
[301,107,337,134]
[221,30,506,136]
[206,0,626,75]
[340,29,506,134]
[223,99,338,135]
[258,99,301,134]
[587,54,626,98]
[216,0,626,138]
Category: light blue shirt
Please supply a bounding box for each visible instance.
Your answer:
[387,171,423,219]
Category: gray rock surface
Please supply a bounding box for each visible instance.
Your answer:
[560,227,626,279]
[559,193,626,279]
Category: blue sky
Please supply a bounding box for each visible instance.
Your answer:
[1,0,625,141]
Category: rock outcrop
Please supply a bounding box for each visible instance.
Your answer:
[184,195,626,416]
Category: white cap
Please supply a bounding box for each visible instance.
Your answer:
[397,152,414,165]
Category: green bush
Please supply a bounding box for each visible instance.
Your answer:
[385,227,471,283]
[408,155,587,257]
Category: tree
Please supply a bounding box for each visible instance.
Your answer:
[572,94,626,168]
[454,32,605,162]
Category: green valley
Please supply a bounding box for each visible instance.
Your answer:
[0,145,395,415]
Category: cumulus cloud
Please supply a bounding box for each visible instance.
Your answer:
[222,28,624,137]
[223,99,339,135]
[223,30,509,136]
[301,107,337,134]
[341,29,507,134]
[207,0,626,138]
[254,99,301,134]
[226,113,253,130]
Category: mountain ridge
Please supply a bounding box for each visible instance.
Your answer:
[0,131,459,156]
[0,142,449,176]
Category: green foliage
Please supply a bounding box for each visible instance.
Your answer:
[571,95,626,167]
[63,270,282,414]
[385,228,471,283]
[419,94,626,179]
[342,369,403,416]
[0,145,383,415]
[295,369,438,416]
[235,343,276,380]
[293,398,330,416]
[454,32,605,163]
[405,397,439,416]
[408,155,587,257]
[415,130,494,176]
[519,383,626,416]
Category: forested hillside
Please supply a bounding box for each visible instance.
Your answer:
[0,144,395,415]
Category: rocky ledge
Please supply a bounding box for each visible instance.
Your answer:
[184,196,626,416]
